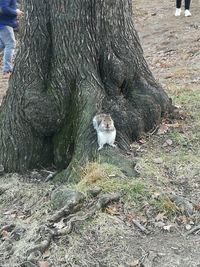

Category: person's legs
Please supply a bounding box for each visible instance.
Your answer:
[0,26,16,73]
[185,0,191,9]
[176,0,182,8]
[175,0,182,16]
[185,0,191,16]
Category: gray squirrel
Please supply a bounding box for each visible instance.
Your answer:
[93,114,116,150]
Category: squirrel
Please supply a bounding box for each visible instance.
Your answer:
[93,113,116,150]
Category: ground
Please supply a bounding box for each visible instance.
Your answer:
[0,0,200,266]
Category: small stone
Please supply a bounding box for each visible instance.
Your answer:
[51,188,85,210]
[87,187,102,197]
[128,259,140,266]
[153,158,163,164]
[185,224,192,230]
[163,139,173,147]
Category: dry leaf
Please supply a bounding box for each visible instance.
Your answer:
[194,204,200,211]
[10,213,17,219]
[155,212,167,222]
[43,249,51,259]
[1,230,9,240]
[53,219,65,230]
[129,259,140,266]
[138,139,146,144]
[185,224,192,231]
[38,261,49,267]
[166,122,181,128]
[106,206,120,216]
[157,124,168,135]
[126,213,135,224]
[163,224,173,232]
[154,221,165,228]
[163,139,173,147]
[178,215,188,224]
[3,210,16,215]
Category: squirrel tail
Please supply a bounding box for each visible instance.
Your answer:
[92,116,98,130]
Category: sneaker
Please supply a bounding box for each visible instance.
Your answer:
[175,8,181,16]
[185,9,191,17]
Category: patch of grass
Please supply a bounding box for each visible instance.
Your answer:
[150,195,180,217]
[75,162,150,204]
[136,155,169,185]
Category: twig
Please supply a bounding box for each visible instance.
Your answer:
[149,125,159,135]
[48,203,82,222]
[132,219,149,234]
[185,224,200,236]
[44,171,57,182]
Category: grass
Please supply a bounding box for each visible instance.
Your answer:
[71,75,200,218]
[75,162,149,204]
[150,195,180,217]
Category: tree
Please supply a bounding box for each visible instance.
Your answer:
[0,0,170,178]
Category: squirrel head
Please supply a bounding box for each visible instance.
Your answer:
[101,114,114,129]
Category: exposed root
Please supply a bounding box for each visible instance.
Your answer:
[169,193,194,216]
[27,232,53,255]
[185,224,200,236]
[48,202,83,223]
[26,192,121,262]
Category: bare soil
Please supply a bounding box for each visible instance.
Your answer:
[0,1,200,266]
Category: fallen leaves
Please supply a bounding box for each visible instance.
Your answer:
[106,203,122,216]
[157,123,169,135]
[162,139,173,147]
[155,212,167,222]
[38,261,49,267]
[157,121,182,135]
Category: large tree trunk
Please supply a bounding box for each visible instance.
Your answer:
[0,0,170,176]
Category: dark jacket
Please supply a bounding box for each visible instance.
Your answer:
[0,0,17,28]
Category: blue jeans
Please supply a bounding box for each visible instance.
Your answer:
[0,26,16,72]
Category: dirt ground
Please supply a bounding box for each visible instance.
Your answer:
[0,0,200,266]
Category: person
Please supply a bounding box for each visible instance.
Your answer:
[0,0,23,78]
[175,0,192,16]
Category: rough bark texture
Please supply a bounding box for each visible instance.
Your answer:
[0,0,170,175]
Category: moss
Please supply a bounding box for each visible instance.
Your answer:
[75,162,149,204]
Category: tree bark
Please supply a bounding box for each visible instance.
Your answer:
[0,0,170,175]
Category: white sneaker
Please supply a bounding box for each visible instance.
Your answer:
[185,9,191,17]
[175,8,181,16]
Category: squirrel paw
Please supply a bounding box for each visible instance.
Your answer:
[110,144,117,148]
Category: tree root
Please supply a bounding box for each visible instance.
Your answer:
[49,202,83,223]
[56,193,121,236]
[169,193,194,216]
[27,233,53,255]
[26,192,121,261]
[19,261,38,267]
[185,224,200,236]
